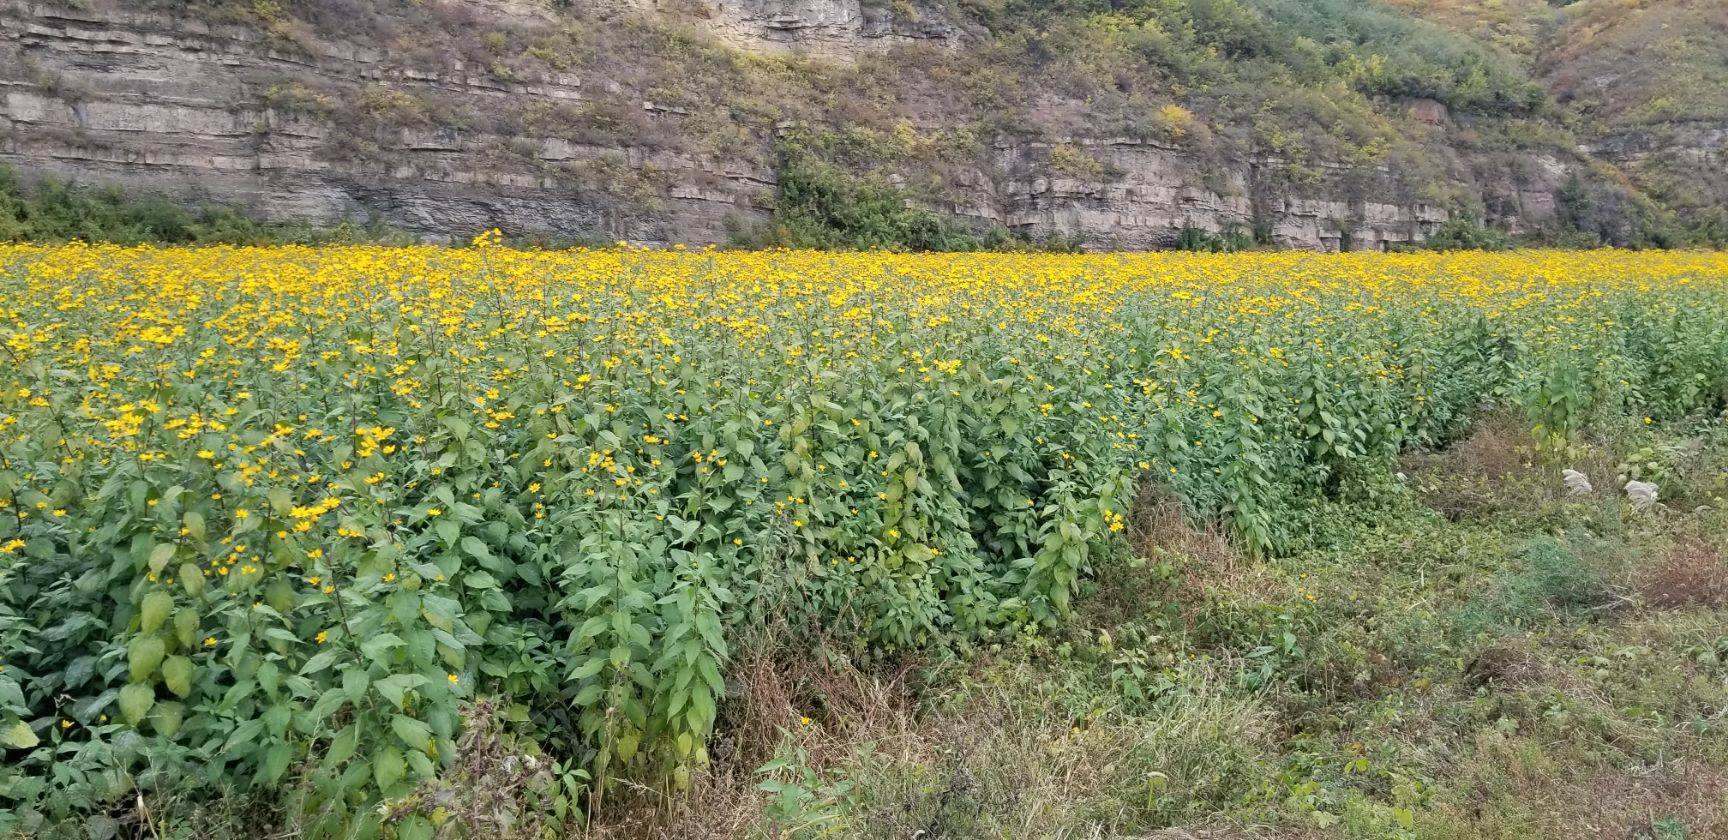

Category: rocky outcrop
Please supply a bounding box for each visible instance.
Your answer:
[1,0,785,243]
[0,0,1565,249]
[1589,121,1728,214]
[614,0,962,59]
[979,139,1460,250]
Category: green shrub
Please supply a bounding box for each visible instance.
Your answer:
[1451,538,1606,638]
[748,150,1033,252]
[1175,223,1257,253]
[1423,215,1513,251]
[0,167,397,246]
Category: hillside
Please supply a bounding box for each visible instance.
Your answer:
[1390,0,1728,246]
[0,0,1724,249]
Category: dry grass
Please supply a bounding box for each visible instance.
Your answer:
[383,699,565,837]
[1402,413,1560,520]
[576,422,1728,839]
[1080,482,1257,632]
[1424,734,1728,838]
[1599,760,1728,839]
[590,623,925,838]
[1130,483,1238,570]
[592,629,1293,838]
[1462,633,1554,689]
[1634,537,1728,609]
[824,660,1287,839]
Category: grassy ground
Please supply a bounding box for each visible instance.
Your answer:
[598,414,1728,839]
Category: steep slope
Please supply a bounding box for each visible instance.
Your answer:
[0,0,1711,248]
[1543,0,1728,243]
[1389,0,1728,244]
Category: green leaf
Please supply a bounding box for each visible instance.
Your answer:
[340,667,368,699]
[267,486,292,516]
[174,608,200,648]
[128,635,166,682]
[261,743,292,782]
[118,683,155,726]
[223,718,265,752]
[406,748,436,779]
[359,633,404,662]
[150,701,184,738]
[266,578,295,614]
[570,656,606,680]
[180,563,205,597]
[435,519,460,546]
[374,746,406,791]
[258,661,282,696]
[184,511,206,541]
[140,591,172,634]
[373,674,428,710]
[391,714,432,752]
[397,814,434,840]
[323,724,360,768]
[0,677,23,709]
[147,544,175,575]
[162,656,194,698]
[300,648,340,675]
[310,688,349,719]
[460,536,494,565]
[0,717,38,749]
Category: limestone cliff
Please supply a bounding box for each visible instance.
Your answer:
[0,0,1612,249]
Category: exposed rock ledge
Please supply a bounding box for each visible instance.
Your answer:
[0,0,1567,249]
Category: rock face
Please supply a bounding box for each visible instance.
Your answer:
[617,0,962,58]
[0,0,769,243]
[981,139,1462,251]
[0,0,1565,248]
[1590,121,1728,213]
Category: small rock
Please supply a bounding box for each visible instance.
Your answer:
[1625,480,1659,511]
[1561,469,1593,495]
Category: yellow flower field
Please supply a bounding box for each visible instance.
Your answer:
[1,243,1726,834]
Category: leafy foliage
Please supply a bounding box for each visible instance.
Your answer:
[979,0,1541,113]
[1420,216,1513,251]
[0,167,397,246]
[0,245,1726,834]
[746,149,1041,252]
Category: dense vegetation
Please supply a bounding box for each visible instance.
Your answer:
[703,413,1728,838]
[739,151,1004,252]
[1,246,1725,837]
[0,168,393,246]
[984,0,1541,113]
